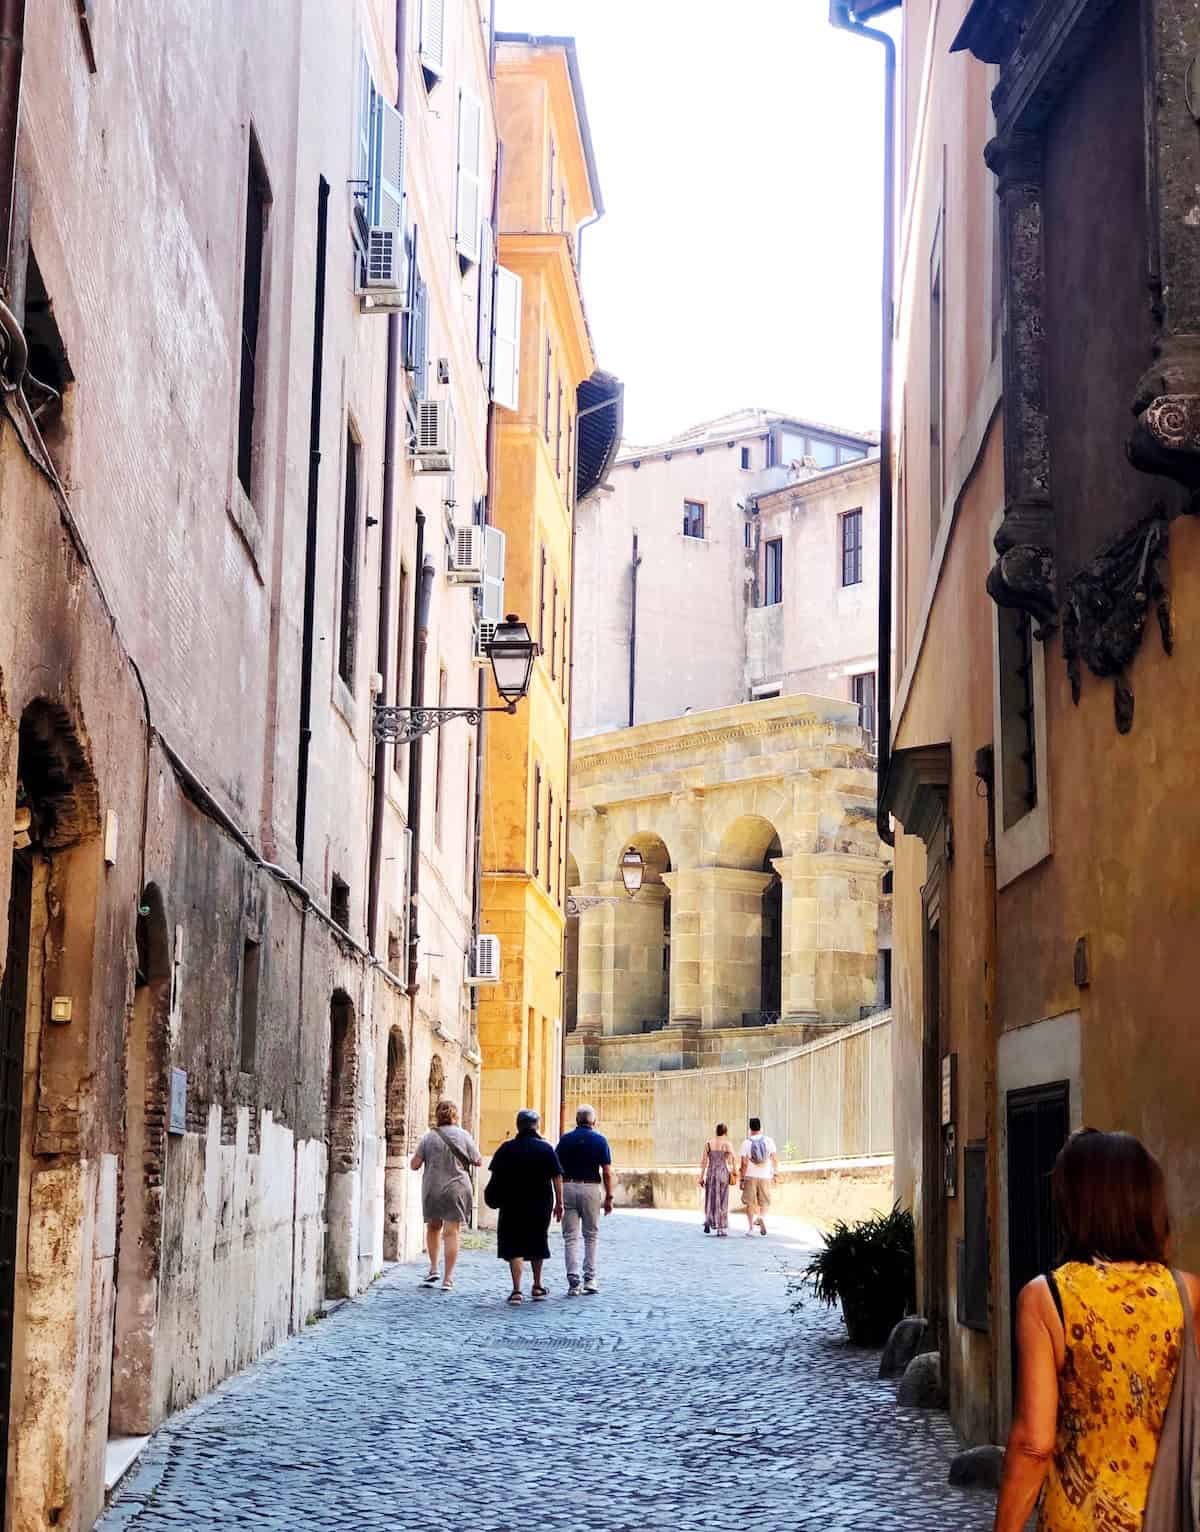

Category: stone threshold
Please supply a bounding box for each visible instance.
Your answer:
[104,1435,150,1500]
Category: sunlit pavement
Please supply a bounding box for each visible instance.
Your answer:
[97,1209,995,1531]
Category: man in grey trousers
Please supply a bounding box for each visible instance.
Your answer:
[555,1105,614,1295]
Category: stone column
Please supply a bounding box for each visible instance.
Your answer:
[663,867,774,1028]
[572,882,668,1037]
[775,852,880,1025]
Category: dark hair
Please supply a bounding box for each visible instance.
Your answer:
[749,1116,762,1133]
[716,1122,727,1138]
[1053,1128,1170,1264]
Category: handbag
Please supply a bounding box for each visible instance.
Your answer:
[1142,1269,1200,1531]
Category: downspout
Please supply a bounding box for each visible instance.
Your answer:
[296,177,331,866]
[628,529,641,728]
[366,0,408,953]
[406,550,435,992]
[0,0,25,300]
[829,1,896,846]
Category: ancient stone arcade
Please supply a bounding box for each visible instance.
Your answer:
[565,694,889,1075]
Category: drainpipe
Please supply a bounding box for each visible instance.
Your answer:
[0,0,25,298]
[296,177,331,866]
[628,529,641,728]
[406,550,435,992]
[366,0,408,953]
[829,1,896,846]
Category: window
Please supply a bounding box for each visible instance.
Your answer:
[547,786,554,892]
[998,606,1038,829]
[852,672,876,748]
[740,445,752,470]
[550,580,558,677]
[331,875,351,931]
[559,183,567,233]
[809,437,838,469]
[490,265,522,411]
[764,538,783,606]
[338,429,361,684]
[532,763,542,879]
[838,444,867,464]
[930,226,945,548]
[418,0,445,87]
[434,668,447,843]
[237,134,271,500]
[404,239,429,403]
[566,414,575,507]
[455,89,483,265]
[393,564,408,777]
[538,545,547,651]
[841,508,863,586]
[555,376,563,476]
[544,337,552,443]
[560,607,567,703]
[682,500,705,539]
[239,939,261,1073]
[464,749,474,886]
[744,522,754,550]
[547,135,556,228]
[557,806,565,905]
[766,432,779,469]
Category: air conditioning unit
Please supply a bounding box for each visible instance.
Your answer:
[473,619,497,666]
[466,934,501,985]
[412,398,455,472]
[447,524,483,585]
[359,228,406,308]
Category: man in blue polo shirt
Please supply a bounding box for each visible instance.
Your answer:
[555,1105,614,1296]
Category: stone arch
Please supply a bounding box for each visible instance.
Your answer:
[324,991,359,1299]
[623,830,671,882]
[382,1026,408,1262]
[111,884,173,1434]
[461,1074,475,1135]
[427,1053,445,1128]
[609,830,673,1035]
[715,813,783,872]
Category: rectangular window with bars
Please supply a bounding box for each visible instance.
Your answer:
[998,606,1038,829]
[841,508,863,586]
[682,500,705,539]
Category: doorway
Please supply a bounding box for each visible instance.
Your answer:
[1006,1081,1069,1376]
[0,851,32,1499]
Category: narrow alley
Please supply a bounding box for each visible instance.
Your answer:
[98,1213,993,1531]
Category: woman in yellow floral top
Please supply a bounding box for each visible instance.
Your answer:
[994,1129,1200,1532]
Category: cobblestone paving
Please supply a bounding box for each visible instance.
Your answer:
[98,1210,996,1531]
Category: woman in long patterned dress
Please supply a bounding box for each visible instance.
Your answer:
[699,1123,736,1237]
[994,1129,1200,1531]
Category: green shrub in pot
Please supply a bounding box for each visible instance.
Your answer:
[794,1203,916,1346]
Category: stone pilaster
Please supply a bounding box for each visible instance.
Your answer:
[663,867,774,1028]
[774,852,880,1025]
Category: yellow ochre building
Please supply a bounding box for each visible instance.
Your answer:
[479,35,621,1150]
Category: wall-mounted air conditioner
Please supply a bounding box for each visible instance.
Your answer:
[447,524,483,585]
[466,934,501,985]
[472,620,497,666]
[411,398,454,472]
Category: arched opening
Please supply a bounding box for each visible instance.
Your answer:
[427,1053,445,1128]
[612,832,671,1035]
[461,1074,474,1135]
[110,885,172,1435]
[325,991,358,1298]
[564,852,580,1033]
[716,815,784,1027]
[382,1027,408,1262]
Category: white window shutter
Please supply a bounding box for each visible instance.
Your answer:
[491,266,521,411]
[482,526,506,626]
[455,88,483,264]
[373,102,406,235]
[419,0,445,78]
[356,50,374,190]
[477,218,495,375]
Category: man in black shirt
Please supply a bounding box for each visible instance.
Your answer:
[555,1105,614,1295]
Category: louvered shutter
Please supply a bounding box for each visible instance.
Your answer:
[477,217,495,375]
[481,526,506,627]
[418,0,445,78]
[455,89,483,264]
[356,50,374,190]
[490,266,521,411]
[410,270,429,400]
[372,101,405,234]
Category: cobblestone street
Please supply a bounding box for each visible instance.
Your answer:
[99,1211,996,1531]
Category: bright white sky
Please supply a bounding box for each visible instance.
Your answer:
[493,0,889,444]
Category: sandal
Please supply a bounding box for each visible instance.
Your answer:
[420,1271,440,1286]
[531,1286,549,1301]
[507,1291,524,1305]
[441,1279,455,1292]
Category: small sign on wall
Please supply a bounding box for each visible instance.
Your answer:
[941,1052,957,1127]
[169,1069,187,1135]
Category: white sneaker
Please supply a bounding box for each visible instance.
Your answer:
[582,1280,599,1295]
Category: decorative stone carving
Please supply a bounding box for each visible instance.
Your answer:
[950,0,1029,66]
[1061,511,1172,733]
[1129,389,1200,499]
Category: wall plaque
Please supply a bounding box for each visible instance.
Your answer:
[169,1068,187,1135]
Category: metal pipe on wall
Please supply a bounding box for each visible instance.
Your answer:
[628,529,641,728]
[829,1,897,846]
[406,549,434,993]
[0,0,26,296]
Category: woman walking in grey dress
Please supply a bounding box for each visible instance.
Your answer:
[699,1123,736,1236]
[410,1099,482,1291]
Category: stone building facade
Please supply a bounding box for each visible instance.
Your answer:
[838,0,1200,1451]
[0,1,551,1523]
[565,695,886,1075]
[572,408,879,737]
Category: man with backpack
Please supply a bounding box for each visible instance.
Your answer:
[739,1117,778,1237]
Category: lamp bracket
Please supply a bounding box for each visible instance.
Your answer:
[372,702,516,743]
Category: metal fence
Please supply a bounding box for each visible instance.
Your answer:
[564,1011,892,1168]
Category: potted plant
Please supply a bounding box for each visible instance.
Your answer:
[796,1202,916,1346]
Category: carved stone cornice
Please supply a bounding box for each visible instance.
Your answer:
[1061,510,1172,733]
[572,713,834,774]
[883,745,951,848]
[950,0,1030,66]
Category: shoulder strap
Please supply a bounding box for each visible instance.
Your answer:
[434,1127,475,1174]
[1046,1269,1065,1327]
[1172,1268,1197,1357]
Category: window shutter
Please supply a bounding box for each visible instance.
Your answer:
[410,269,429,401]
[418,0,445,78]
[356,50,374,191]
[477,217,495,375]
[455,89,483,264]
[482,526,506,626]
[490,266,522,411]
[372,101,406,235]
